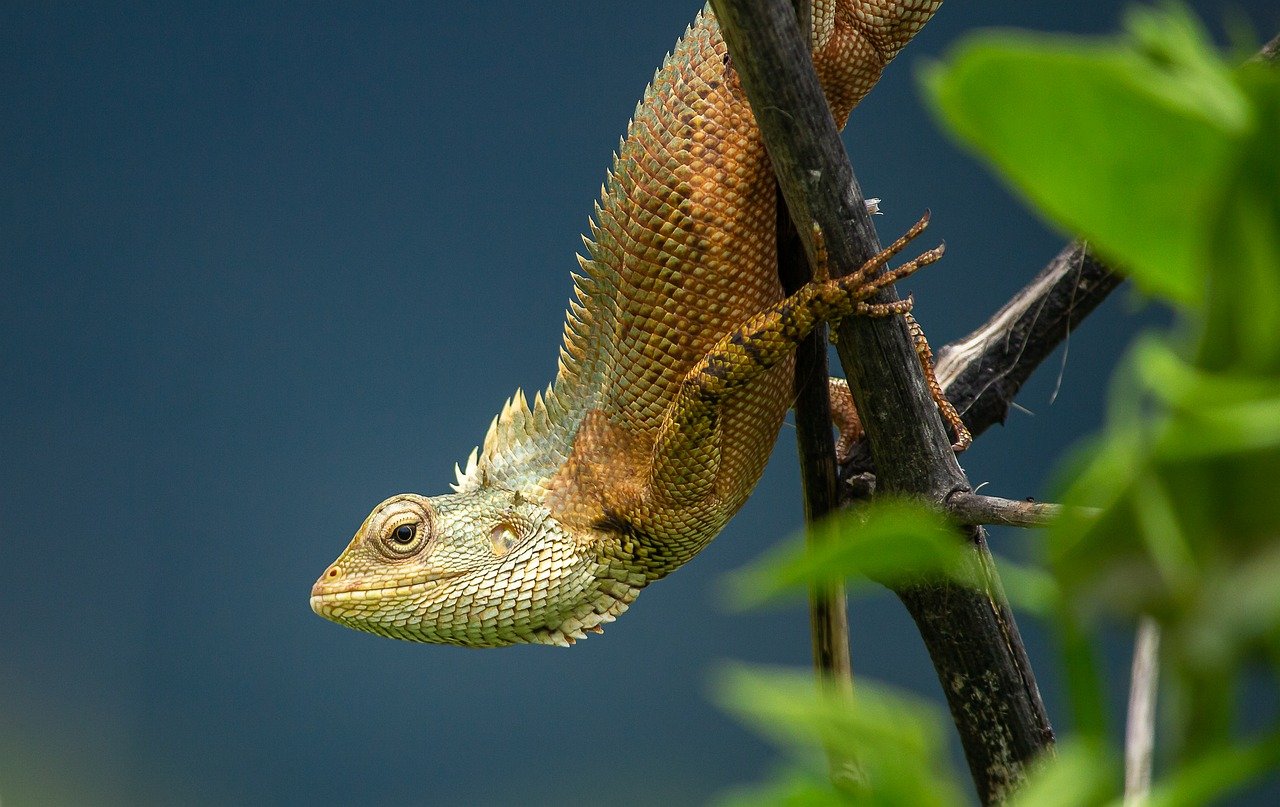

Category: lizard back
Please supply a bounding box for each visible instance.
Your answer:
[455,2,938,521]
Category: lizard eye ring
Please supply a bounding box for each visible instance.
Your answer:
[368,496,434,559]
[379,516,425,556]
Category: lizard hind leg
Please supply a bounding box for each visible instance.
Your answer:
[808,210,931,287]
[651,215,956,504]
[828,376,863,464]
[813,213,970,453]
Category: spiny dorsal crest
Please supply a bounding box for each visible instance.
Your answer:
[450,384,573,495]
[456,11,715,497]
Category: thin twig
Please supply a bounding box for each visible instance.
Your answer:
[945,490,1092,528]
[1125,616,1162,806]
[1253,32,1280,64]
[779,0,858,788]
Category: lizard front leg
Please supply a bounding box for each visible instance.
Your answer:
[650,214,950,504]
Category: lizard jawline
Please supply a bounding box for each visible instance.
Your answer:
[309,570,467,613]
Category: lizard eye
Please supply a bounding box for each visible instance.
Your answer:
[379,517,425,557]
[365,495,434,559]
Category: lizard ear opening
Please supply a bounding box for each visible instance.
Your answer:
[489,523,520,557]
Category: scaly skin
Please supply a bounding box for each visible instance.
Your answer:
[311,1,945,646]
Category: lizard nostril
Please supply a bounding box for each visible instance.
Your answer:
[326,567,341,579]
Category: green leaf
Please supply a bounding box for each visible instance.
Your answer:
[915,8,1280,801]
[1199,66,1280,372]
[992,555,1062,616]
[1055,606,1111,742]
[1143,731,1280,807]
[1004,740,1118,807]
[725,499,974,610]
[923,11,1249,305]
[713,666,968,807]
[714,769,855,807]
[1157,398,1280,459]
[1048,431,1147,603]
[1182,543,1280,667]
[1134,336,1280,408]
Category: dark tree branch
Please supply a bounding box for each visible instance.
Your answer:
[937,242,1122,440]
[832,238,1124,807]
[781,193,861,761]
[709,0,1053,802]
[837,242,1122,804]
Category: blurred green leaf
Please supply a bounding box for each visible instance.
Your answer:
[925,8,1280,790]
[1056,607,1112,742]
[992,556,1062,616]
[1123,4,1249,127]
[715,769,855,807]
[1134,337,1280,407]
[1183,543,1280,666]
[1131,474,1197,595]
[725,499,974,609]
[1004,740,1118,807]
[1158,398,1280,459]
[923,10,1252,305]
[714,666,968,807]
[1048,431,1148,607]
[1143,731,1280,807]
[1199,66,1280,372]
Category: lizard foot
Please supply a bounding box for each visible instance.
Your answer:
[905,311,971,452]
[819,212,971,454]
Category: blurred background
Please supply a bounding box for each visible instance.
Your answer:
[4,2,1278,805]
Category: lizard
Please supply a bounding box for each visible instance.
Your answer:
[311,0,966,647]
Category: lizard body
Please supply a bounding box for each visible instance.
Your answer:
[312,0,946,646]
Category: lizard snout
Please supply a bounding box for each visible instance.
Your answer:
[309,565,345,614]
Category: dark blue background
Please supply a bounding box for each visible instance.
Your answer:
[4,3,1277,805]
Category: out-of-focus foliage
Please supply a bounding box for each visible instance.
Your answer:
[1003,742,1117,807]
[713,667,969,806]
[723,499,974,609]
[925,5,1256,307]
[717,5,1280,804]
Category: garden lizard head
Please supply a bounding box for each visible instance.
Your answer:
[309,487,639,646]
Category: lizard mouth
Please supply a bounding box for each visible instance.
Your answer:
[309,571,467,616]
